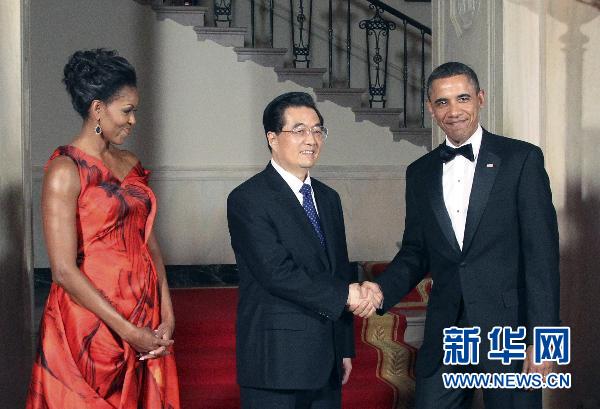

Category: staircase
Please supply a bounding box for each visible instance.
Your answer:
[149,1,432,149]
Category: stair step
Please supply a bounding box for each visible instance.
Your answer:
[352,107,403,129]
[233,47,287,67]
[314,88,366,109]
[273,67,326,88]
[390,128,432,148]
[152,6,208,27]
[147,4,427,140]
[194,26,247,47]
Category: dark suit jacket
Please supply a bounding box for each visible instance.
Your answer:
[227,163,355,390]
[376,130,560,377]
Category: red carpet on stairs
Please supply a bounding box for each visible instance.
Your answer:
[171,288,421,409]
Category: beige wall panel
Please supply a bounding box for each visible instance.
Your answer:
[31,0,427,267]
[543,1,600,408]
[432,0,503,143]
[435,0,600,406]
[0,0,34,407]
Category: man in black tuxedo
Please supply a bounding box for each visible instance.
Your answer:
[227,92,373,409]
[359,62,560,409]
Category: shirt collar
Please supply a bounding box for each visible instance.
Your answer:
[270,158,312,194]
[445,124,483,160]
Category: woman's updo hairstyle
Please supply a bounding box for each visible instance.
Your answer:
[63,49,137,118]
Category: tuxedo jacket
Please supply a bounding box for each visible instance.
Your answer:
[227,163,355,390]
[376,130,560,377]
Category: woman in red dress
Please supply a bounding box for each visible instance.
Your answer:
[26,49,180,409]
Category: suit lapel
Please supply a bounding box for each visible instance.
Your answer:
[427,152,462,254]
[462,133,501,253]
[265,164,330,267]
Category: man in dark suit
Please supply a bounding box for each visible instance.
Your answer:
[227,92,372,409]
[358,62,560,409]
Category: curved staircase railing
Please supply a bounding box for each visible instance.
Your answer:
[156,0,432,130]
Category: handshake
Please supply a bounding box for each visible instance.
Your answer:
[346,282,383,318]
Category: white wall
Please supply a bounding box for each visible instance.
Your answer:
[31,0,429,267]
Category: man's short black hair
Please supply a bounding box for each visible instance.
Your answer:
[426,61,480,100]
[262,92,323,151]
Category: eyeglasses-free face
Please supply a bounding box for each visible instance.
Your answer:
[427,74,484,146]
[268,106,325,181]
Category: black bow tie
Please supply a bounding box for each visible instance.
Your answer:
[439,143,475,163]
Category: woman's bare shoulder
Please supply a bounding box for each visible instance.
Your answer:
[44,156,80,194]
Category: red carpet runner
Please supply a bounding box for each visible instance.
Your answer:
[172,284,429,409]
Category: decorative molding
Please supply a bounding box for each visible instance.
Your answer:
[152,5,208,27]
[314,165,407,180]
[273,67,327,88]
[486,1,502,133]
[314,87,366,109]
[433,0,444,66]
[538,5,547,154]
[352,107,403,129]
[151,166,259,181]
[233,47,287,67]
[22,0,34,285]
[432,0,446,145]
[434,0,502,135]
[32,165,407,182]
[390,128,433,149]
[449,0,481,38]
[194,26,247,48]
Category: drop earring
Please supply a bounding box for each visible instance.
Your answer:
[95,122,102,135]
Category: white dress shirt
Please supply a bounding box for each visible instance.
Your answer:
[442,124,482,249]
[271,159,319,215]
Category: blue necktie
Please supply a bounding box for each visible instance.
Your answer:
[299,184,326,248]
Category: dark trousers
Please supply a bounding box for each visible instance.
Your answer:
[240,370,341,409]
[240,383,341,409]
[415,299,542,409]
[240,385,341,409]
